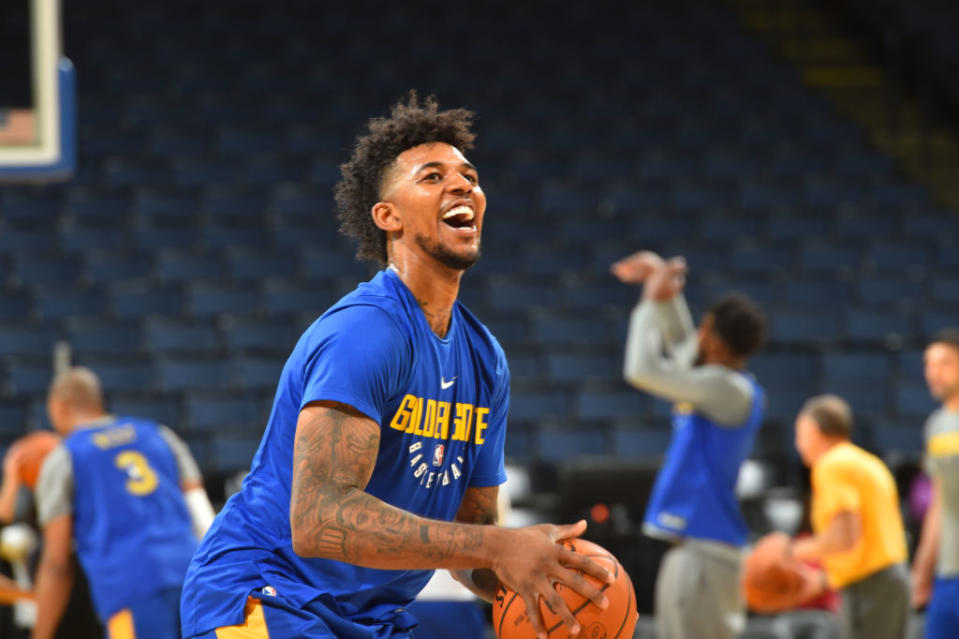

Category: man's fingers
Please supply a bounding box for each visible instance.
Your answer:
[553,519,587,542]
[557,568,610,610]
[543,590,580,638]
[561,550,615,586]
[521,593,548,639]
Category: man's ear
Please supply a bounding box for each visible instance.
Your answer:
[372,202,402,232]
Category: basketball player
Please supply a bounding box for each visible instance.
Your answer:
[791,394,909,639]
[612,251,766,639]
[912,329,959,638]
[32,367,215,639]
[180,94,611,639]
[0,434,103,639]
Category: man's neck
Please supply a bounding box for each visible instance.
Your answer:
[944,394,959,413]
[388,256,463,338]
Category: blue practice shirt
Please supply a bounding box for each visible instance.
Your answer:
[642,376,765,547]
[181,269,509,637]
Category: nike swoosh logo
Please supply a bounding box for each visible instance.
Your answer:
[441,377,456,389]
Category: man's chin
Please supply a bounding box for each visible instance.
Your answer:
[415,234,481,271]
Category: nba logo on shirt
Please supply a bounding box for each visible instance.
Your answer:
[432,444,445,466]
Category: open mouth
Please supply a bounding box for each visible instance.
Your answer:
[441,205,476,231]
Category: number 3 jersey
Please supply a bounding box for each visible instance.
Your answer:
[181,268,510,637]
[35,416,197,621]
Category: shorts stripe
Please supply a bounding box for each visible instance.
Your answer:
[214,597,271,639]
[107,609,136,639]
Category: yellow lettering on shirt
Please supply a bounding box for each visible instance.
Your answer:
[452,404,474,442]
[92,424,137,449]
[474,407,489,445]
[435,402,451,440]
[389,395,418,432]
[422,400,437,438]
[929,431,959,458]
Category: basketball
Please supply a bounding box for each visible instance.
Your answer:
[14,430,61,489]
[741,532,812,613]
[492,538,638,639]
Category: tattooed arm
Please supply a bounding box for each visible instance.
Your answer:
[290,400,612,638]
[449,486,501,602]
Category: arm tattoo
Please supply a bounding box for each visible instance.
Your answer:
[290,402,487,569]
[456,486,499,525]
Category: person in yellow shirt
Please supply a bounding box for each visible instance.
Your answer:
[790,394,909,639]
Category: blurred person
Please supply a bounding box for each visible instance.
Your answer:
[33,367,214,639]
[0,435,102,639]
[180,93,612,639]
[612,251,767,639]
[791,394,909,639]
[912,329,959,639]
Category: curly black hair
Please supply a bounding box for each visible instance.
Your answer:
[707,292,767,359]
[334,92,477,265]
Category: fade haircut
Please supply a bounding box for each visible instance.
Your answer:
[801,394,853,440]
[334,92,477,265]
[48,366,104,412]
[706,292,766,359]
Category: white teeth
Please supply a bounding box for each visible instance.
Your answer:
[443,205,474,220]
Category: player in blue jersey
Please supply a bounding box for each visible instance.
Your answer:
[612,251,767,639]
[180,93,612,639]
[32,367,215,639]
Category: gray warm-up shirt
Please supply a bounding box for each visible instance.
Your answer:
[923,407,959,577]
[623,295,754,427]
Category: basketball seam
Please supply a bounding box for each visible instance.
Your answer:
[545,553,617,637]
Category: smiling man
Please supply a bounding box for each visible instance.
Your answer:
[179,94,611,639]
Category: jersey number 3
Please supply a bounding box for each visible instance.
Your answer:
[114,451,159,496]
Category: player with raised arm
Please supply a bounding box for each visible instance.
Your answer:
[180,93,611,639]
[612,251,766,639]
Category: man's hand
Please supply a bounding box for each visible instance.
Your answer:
[911,565,933,609]
[610,251,665,285]
[642,257,687,302]
[491,520,611,639]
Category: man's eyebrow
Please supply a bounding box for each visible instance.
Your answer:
[414,161,478,173]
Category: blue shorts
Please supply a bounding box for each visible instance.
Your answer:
[926,576,959,639]
[106,587,181,639]
[188,593,417,639]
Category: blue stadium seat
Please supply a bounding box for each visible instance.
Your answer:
[871,421,923,455]
[187,283,260,317]
[156,358,234,391]
[0,324,59,357]
[771,310,842,343]
[109,284,184,318]
[821,352,891,386]
[537,425,609,462]
[66,319,142,356]
[508,390,571,421]
[13,254,81,286]
[577,388,649,420]
[0,402,29,439]
[34,285,107,320]
[234,357,285,390]
[223,318,300,353]
[225,248,297,281]
[109,394,181,428]
[261,280,334,316]
[212,436,261,472]
[896,381,937,418]
[843,308,915,342]
[6,361,54,395]
[610,426,671,457]
[155,249,226,282]
[145,318,221,354]
[867,243,929,271]
[85,251,152,283]
[799,244,861,271]
[80,359,156,393]
[750,352,818,386]
[784,279,849,306]
[186,394,262,430]
[855,276,920,305]
[545,353,615,382]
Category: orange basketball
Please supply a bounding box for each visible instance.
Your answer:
[14,430,61,489]
[742,533,811,613]
[492,538,638,639]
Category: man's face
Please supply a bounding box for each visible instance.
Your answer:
[381,142,486,271]
[925,342,959,402]
[794,413,820,467]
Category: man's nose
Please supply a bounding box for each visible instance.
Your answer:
[447,173,473,194]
